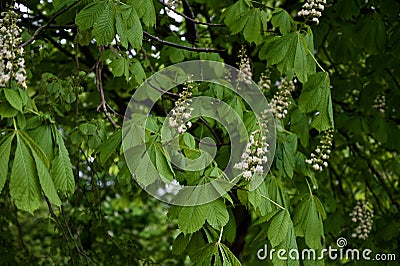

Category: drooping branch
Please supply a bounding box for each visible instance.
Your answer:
[143,31,224,52]
[19,0,80,48]
[96,46,118,127]
[157,0,225,27]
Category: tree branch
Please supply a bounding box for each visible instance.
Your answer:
[143,31,224,52]
[96,46,118,127]
[19,0,79,48]
[157,0,225,27]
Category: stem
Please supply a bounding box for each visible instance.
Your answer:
[307,49,326,73]
[260,194,285,210]
[217,227,224,244]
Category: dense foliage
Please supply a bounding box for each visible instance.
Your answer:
[0,0,399,265]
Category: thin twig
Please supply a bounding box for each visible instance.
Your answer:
[260,194,285,210]
[143,31,224,52]
[158,0,225,27]
[96,46,118,128]
[19,0,79,47]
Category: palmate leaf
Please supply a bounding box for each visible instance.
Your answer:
[128,0,156,27]
[298,72,334,131]
[51,127,75,197]
[92,2,116,45]
[268,209,291,247]
[271,8,292,35]
[75,1,107,31]
[260,32,309,82]
[178,204,208,234]
[0,134,14,194]
[293,194,325,250]
[4,88,23,112]
[9,134,42,214]
[219,243,242,266]
[206,199,229,230]
[32,149,61,207]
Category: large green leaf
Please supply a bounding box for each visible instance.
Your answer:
[271,8,292,35]
[261,32,309,81]
[243,9,264,45]
[206,199,229,230]
[32,149,61,206]
[0,134,14,194]
[293,194,325,250]
[98,129,122,164]
[51,128,75,196]
[298,72,333,131]
[268,209,290,247]
[92,2,116,45]
[75,1,107,31]
[4,88,23,112]
[178,204,208,234]
[9,134,42,214]
[128,0,156,27]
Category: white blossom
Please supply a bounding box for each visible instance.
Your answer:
[168,78,194,134]
[350,201,374,240]
[298,0,326,25]
[0,9,27,89]
[268,78,295,119]
[237,46,252,86]
[234,110,271,181]
[306,128,334,172]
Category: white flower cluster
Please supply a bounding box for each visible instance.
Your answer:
[297,0,326,25]
[258,69,271,91]
[234,110,271,181]
[0,9,27,89]
[237,47,252,85]
[350,201,374,240]
[372,94,385,114]
[269,78,295,119]
[168,83,194,134]
[306,128,333,171]
[234,131,269,180]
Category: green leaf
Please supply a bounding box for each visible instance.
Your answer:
[261,32,309,80]
[223,0,249,34]
[75,1,107,31]
[31,148,61,207]
[268,209,290,247]
[78,123,97,136]
[116,10,129,48]
[0,134,14,194]
[92,2,116,45]
[4,88,23,112]
[206,199,229,230]
[293,194,325,250]
[290,108,309,148]
[98,129,122,164]
[282,133,297,178]
[128,0,156,27]
[271,8,292,35]
[125,8,143,48]
[219,243,242,266]
[298,72,333,131]
[130,61,146,84]
[294,33,308,83]
[51,128,75,196]
[0,102,19,118]
[243,9,263,45]
[172,233,191,255]
[178,204,208,234]
[9,134,42,214]
[109,58,128,78]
